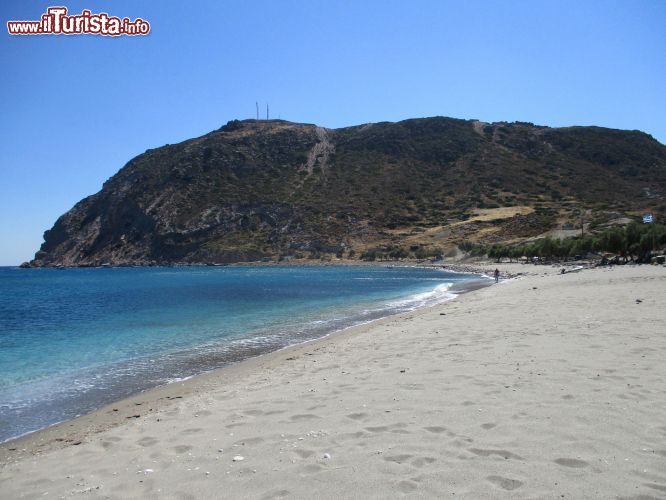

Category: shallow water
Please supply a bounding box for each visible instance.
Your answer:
[0,265,481,442]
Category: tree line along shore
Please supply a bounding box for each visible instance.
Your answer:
[359,222,665,264]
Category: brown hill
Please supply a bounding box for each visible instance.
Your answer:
[27,117,666,266]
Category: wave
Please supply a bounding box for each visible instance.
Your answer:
[387,282,455,309]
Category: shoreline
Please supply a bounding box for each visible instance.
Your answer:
[0,262,616,451]
[2,263,664,498]
[0,268,490,449]
[8,256,579,271]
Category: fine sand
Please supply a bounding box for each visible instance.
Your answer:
[1,264,665,499]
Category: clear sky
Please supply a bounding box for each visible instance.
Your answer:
[1,0,664,265]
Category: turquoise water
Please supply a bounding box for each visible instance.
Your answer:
[0,265,480,442]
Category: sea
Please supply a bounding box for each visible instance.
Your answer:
[0,265,483,443]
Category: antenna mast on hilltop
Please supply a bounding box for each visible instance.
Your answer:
[266,103,269,120]
[255,102,259,120]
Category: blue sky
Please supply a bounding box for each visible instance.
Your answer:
[1,0,664,265]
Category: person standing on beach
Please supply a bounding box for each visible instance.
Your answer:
[494,268,500,283]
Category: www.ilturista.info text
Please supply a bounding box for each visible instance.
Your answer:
[7,7,150,36]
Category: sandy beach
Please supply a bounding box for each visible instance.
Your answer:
[1,263,665,499]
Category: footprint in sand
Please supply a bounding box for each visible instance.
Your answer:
[292,448,315,459]
[554,457,589,468]
[226,421,247,429]
[346,412,368,421]
[173,444,192,454]
[481,423,497,430]
[365,425,389,433]
[469,448,524,460]
[137,436,159,447]
[264,409,285,416]
[411,457,436,468]
[486,475,524,491]
[180,428,203,435]
[384,454,413,464]
[289,414,321,421]
[424,426,447,433]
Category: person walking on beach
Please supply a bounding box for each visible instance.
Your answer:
[494,268,500,283]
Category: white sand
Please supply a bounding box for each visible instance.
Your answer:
[1,264,665,499]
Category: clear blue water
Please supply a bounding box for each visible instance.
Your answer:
[0,265,481,442]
